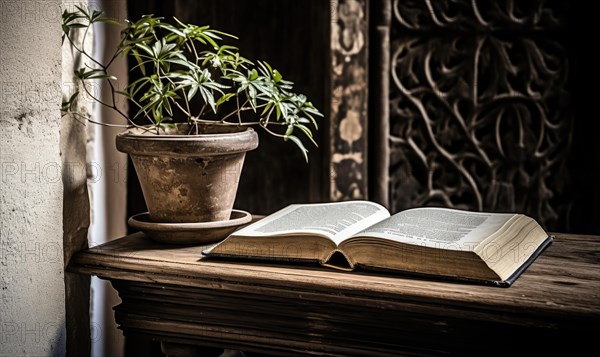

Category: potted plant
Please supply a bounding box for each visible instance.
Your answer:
[61,7,322,237]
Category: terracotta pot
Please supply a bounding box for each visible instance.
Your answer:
[116,124,258,223]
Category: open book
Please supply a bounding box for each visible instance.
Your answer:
[203,201,553,287]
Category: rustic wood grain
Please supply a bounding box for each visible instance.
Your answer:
[329,0,370,201]
[69,233,600,355]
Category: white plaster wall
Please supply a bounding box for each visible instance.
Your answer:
[0,1,67,356]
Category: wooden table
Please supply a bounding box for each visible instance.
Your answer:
[69,232,600,356]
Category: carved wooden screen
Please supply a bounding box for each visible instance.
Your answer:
[371,0,573,229]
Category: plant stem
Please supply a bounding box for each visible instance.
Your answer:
[235,94,242,124]
[220,102,268,122]
[104,47,124,69]
[261,125,287,138]
[80,79,134,127]
[261,106,274,127]
[66,112,131,128]
[198,104,208,119]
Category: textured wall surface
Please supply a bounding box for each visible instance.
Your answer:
[0,0,67,355]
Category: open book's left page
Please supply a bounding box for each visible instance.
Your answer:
[227,201,390,245]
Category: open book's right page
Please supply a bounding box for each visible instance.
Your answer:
[354,207,515,251]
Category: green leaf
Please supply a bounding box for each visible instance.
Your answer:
[61,91,79,112]
[135,43,154,57]
[131,50,146,75]
[187,86,198,101]
[260,61,273,76]
[87,74,117,80]
[67,23,88,29]
[275,103,281,120]
[74,68,87,79]
[74,5,90,20]
[158,23,186,37]
[216,93,235,107]
[285,135,309,162]
[199,86,216,113]
[201,35,220,49]
[90,9,102,21]
[136,97,161,119]
[96,18,120,25]
[260,102,273,117]
[295,123,318,146]
[164,98,174,116]
[172,17,187,28]
[285,125,294,136]
[249,69,258,81]
[247,86,257,110]
[127,76,152,98]
[302,112,318,129]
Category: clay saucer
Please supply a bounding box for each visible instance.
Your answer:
[128,209,252,245]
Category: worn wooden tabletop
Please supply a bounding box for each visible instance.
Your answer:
[69,232,600,355]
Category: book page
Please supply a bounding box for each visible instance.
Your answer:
[354,207,515,251]
[231,201,390,244]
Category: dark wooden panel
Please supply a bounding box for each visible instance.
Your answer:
[329,0,370,201]
[381,0,575,232]
[368,0,392,208]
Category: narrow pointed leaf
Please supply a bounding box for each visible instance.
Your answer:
[285,135,309,162]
